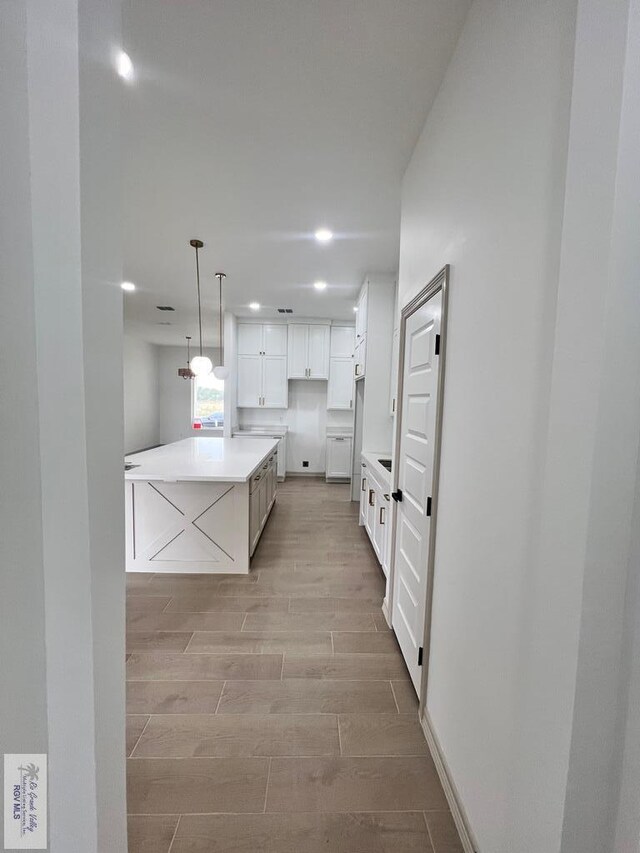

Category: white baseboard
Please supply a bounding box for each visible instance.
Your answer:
[420,710,479,853]
[381,597,391,627]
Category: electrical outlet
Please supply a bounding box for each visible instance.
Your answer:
[302,460,309,468]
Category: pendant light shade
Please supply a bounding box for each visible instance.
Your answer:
[190,355,213,377]
[189,238,211,377]
[178,336,196,379]
[213,271,228,379]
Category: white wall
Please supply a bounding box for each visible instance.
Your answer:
[123,335,160,453]
[240,383,352,474]
[397,1,640,852]
[1,1,126,850]
[158,344,220,444]
[397,0,576,850]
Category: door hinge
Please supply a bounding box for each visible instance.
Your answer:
[418,646,423,666]
[391,489,403,503]
[435,333,440,356]
[426,496,432,516]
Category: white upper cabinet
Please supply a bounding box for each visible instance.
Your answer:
[237,323,288,408]
[355,286,368,342]
[287,324,309,379]
[238,323,263,356]
[263,324,287,356]
[262,355,288,407]
[287,324,329,379]
[327,357,354,409]
[330,325,355,358]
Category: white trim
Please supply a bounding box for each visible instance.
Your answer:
[381,597,391,627]
[420,709,479,853]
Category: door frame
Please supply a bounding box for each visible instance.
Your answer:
[388,265,450,709]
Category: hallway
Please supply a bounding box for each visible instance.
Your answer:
[126,479,461,852]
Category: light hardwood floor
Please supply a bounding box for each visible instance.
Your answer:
[126,479,462,853]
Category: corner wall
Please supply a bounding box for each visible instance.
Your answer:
[124,335,160,453]
[397,0,577,849]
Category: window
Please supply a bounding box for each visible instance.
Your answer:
[193,373,224,429]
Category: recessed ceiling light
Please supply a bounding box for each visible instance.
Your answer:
[314,281,327,291]
[121,281,136,292]
[116,51,134,81]
[353,306,358,312]
[249,302,260,311]
[314,228,333,244]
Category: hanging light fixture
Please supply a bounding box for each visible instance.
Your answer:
[178,335,195,379]
[213,271,229,380]
[188,238,212,377]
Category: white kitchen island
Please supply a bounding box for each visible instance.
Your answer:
[124,437,278,574]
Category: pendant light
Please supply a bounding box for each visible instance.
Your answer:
[213,271,229,380]
[177,336,195,379]
[188,238,212,377]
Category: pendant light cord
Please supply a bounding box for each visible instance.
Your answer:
[217,273,224,359]
[195,244,204,357]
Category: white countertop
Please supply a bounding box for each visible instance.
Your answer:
[361,450,393,489]
[125,437,278,483]
[234,425,288,437]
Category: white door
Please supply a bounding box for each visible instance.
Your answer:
[238,323,263,355]
[392,291,442,692]
[327,358,353,409]
[330,325,355,358]
[237,355,262,407]
[262,356,288,408]
[326,437,352,478]
[308,325,330,379]
[263,324,287,356]
[287,324,308,378]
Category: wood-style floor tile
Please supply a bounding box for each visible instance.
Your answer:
[126,715,149,757]
[164,595,289,613]
[132,713,339,758]
[338,714,429,756]
[283,654,409,681]
[127,611,245,632]
[217,680,398,715]
[332,632,399,654]
[128,815,179,853]
[126,631,193,653]
[242,612,376,632]
[424,811,465,852]
[391,680,419,713]
[172,812,433,853]
[186,631,332,655]
[265,756,447,813]
[126,681,225,715]
[126,652,283,681]
[127,757,269,814]
[126,595,172,614]
[288,597,383,613]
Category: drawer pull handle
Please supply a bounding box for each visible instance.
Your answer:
[380,507,385,525]
[369,489,375,507]
[361,478,366,492]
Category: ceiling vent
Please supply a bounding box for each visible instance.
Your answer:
[277,308,293,314]
[156,305,175,311]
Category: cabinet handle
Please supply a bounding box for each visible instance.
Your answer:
[335,437,345,442]
[254,474,261,482]
[349,399,352,408]
[392,398,396,413]
[361,477,366,492]
[369,489,375,507]
[263,463,268,469]
[380,506,385,525]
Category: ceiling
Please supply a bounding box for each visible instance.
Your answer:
[122,0,470,345]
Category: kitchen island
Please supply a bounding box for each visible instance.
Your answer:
[124,437,278,574]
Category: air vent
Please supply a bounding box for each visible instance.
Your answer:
[156,305,175,311]
[277,308,294,314]
[156,321,172,326]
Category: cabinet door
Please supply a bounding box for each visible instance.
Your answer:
[308,325,330,379]
[390,327,399,415]
[330,326,355,358]
[258,477,268,527]
[276,437,286,478]
[237,355,262,407]
[328,358,353,409]
[381,497,391,578]
[365,483,376,537]
[326,437,352,478]
[372,491,385,561]
[262,356,288,408]
[287,324,308,378]
[238,323,263,356]
[359,470,368,523]
[250,487,261,553]
[263,324,287,356]
[354,338,366,380]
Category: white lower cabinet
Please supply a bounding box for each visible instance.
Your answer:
[326,436,352,481]
[249,451,277,556]
[359,455,391,578]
